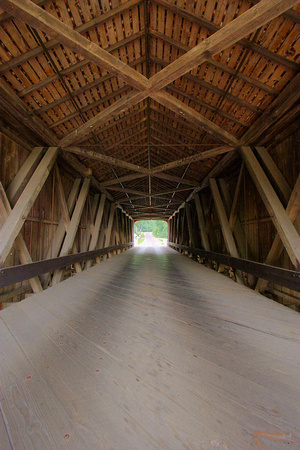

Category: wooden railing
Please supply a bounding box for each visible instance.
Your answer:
[0,243,133,288]
[169,242,300,292]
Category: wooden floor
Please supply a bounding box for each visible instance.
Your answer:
[1,246,300,450]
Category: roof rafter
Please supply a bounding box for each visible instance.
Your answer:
[151,0,300,71]
[1,0,296,150]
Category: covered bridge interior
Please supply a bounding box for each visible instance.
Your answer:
[0,0,300,448]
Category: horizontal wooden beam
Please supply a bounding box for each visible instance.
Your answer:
[151,146,234,174]
[0,243,133,288]
[65,147,149,174]
[169,243,300,292]
[102,173,148,187]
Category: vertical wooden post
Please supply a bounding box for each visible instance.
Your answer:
[219,178,248,259]
[209,178,244,284]
[52,178,91,284]
[175,211,180,244]
[241,146,300,269]
[0,147,58,267]
[185,202,197,248]
[229,163,244,230]
[194,194,210,251]
[85,194,106,269]
[103,203,116,260]
[0,183,43,293]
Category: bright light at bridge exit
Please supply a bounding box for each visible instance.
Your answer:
[134,220,168,247]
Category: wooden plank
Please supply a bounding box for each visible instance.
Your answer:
[169,243,300,292]
[0,244,133,289]
[103,203,116,260]
[256,175,300,293]
[65,146,150,174]
[54,165,82,275]
[0,183,43,293]
[185,202,197,248]
[5,147,44,207]
[153,173,199,187]
[0,0,149,92]
[209,178,244,284]
[241,73,300,146]
[0,0,143,73]
[229,163,244,230]
[102,173,148,187]
[44,179,81,263]
[194,194,210,252]
[52,178,91,284]
[151,91,239,146]
[151,146,234,174]
[241,147,300,270]
[152,0,299,71]
[86,194,106,270]
[148,0,299,92]
[255,146,292,204]
[0,147,58,267]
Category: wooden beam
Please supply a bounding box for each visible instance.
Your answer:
[52,178,91,284]
[43,179,81,265]
[185,203,197,248]
[108,186,195,197]
[241,147,300,269]
[0,244,133,288]
[151,146,234,174]
[3,0,291,149]
[65,146,149,174]
[102,173,148,187]
[6,147,44,206]
[0,0,149,92]
[103,203,116,260]
[241,73,300,146]
[0,78,58,146]
[152,0,299,72]
[255,147,292,204]
[0,183,43,293]
[153,173,199,187]
[256,175,300,293]
[86,194,106,269]
[150,45,277,97]
[209,178,244,284]
[148,0,299,92]
[59,152,113,200]
[151,54,263,115]
[194,194,210,252]
[152,91,239,146]
[59,91,147,148]
[169,243,300,292]
[229,164,244,230]
[0,147,58,267]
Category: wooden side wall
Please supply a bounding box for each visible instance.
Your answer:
[0,134,133,303]
[172,129,300,309]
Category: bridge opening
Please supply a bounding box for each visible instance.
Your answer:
[134,220,168,247]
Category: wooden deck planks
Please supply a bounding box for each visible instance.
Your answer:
[1,246,300,449]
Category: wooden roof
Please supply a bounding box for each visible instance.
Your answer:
[0,0,299,219]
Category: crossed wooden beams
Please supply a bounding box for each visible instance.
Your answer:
[0,0,298,153]
[0,0,299,210]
